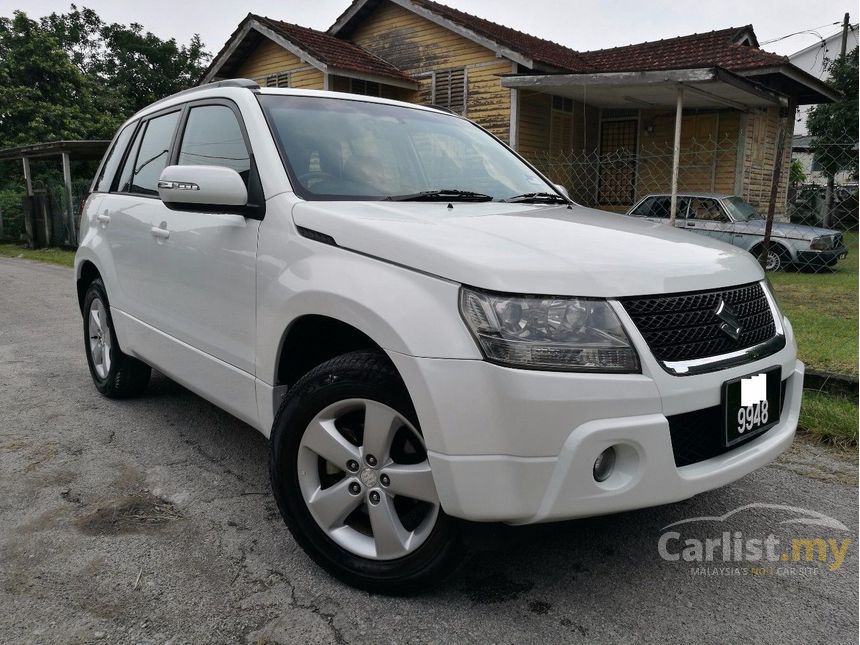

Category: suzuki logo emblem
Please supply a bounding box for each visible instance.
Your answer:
[715,300,742,341]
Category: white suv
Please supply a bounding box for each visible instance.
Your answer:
[76,80,803,593]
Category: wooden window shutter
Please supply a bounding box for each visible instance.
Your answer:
[266,72,290,88]
[433,68,466,114]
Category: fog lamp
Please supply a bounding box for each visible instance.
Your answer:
[593,447,616,482]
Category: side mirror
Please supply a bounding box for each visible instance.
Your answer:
[158,165,250,215]
[554,183,570,199]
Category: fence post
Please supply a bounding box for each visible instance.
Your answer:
[669,86,684,225]
[61,152,77,247]
[759,100,793,268]
[22,156,37,249]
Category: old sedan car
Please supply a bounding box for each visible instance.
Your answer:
[627,193,847,271]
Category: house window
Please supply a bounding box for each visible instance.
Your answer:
[265,72,290,88]
[350,79,381,96]
[432,67,466,114]
[597,119,638,205]
[550,95,574,153]
[552,95,573,113]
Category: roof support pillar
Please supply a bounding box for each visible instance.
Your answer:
[22,156,33,196]
[61,151,76,246]
[669,86,684,225]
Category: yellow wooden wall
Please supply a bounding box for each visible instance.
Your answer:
[234,39,324,89]
[740,107,792,216]
[346,1,511,141]
[636,109,741,199]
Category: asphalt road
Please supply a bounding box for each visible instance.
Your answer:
[1,257,857,645]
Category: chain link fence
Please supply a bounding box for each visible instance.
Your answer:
[527,134,857,273]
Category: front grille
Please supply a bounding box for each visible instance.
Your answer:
[620,283,777,364]
[668,379,789,467]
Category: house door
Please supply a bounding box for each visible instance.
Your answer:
[597,119,638,207]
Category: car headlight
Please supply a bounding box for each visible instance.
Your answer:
[810,235,832,250]
[459,287,639,372]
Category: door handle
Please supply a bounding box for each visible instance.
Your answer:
[97,213,111,224]
[687,222,696,227]
[150,226,170,240]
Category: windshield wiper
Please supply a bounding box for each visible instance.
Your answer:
[386,189,494,202]
[504,192,568,204]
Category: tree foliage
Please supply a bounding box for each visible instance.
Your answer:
[0,4,210,149]
[807,48,859,180]
[0,11,111,147]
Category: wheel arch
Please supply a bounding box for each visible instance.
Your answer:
[275,314,394,388]
[750,240,794,268]
[76,259,102,313]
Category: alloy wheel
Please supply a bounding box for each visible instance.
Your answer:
[297,398,439,560]
[87,297,112,379]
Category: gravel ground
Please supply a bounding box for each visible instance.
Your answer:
[0,257,857,644]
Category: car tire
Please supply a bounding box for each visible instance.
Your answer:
[755,244,790,272]
[82,278,151,398]
[270,350,463,594]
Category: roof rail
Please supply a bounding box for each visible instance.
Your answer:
[426,104,459,115]
[144,78,260,112]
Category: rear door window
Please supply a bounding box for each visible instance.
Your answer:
[94,122,137,193]
[118,111,180,196]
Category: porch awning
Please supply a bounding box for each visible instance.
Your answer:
[500,66,789,111]
[0,140,110,162]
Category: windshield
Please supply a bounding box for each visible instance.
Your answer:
[722,196,763,221]
[258,94,558,201]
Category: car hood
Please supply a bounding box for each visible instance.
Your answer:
[292,201,764,297]
[732,219,839,240]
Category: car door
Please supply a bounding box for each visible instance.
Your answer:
[684,197,734,244]
[151,99,261,376]
[107,109,183,323]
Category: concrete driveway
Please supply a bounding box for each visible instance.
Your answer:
[0,257,857,644]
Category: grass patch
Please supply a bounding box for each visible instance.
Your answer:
[798,390,858,448]
[769,232,858,376]
[0,244,75,268]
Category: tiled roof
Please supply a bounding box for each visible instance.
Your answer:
[252,15,415,83]
[387,1,789,74]
[578,27,789,73]
[408,0,593,71]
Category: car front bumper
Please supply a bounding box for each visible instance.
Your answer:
[389,320,802,524]
[795,245,848,266]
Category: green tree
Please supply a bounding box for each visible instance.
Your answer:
[807,48,859,226]
[789,159,806,188]
[0,11,112,148]
[40,4,210,116]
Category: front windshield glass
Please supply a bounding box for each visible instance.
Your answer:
[258,94,557,201]
[722,196,763,221]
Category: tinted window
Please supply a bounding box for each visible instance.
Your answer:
[121,111,180,195]
[116,124,145,193]
[95,122,136,193]
[177,105,251,185]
